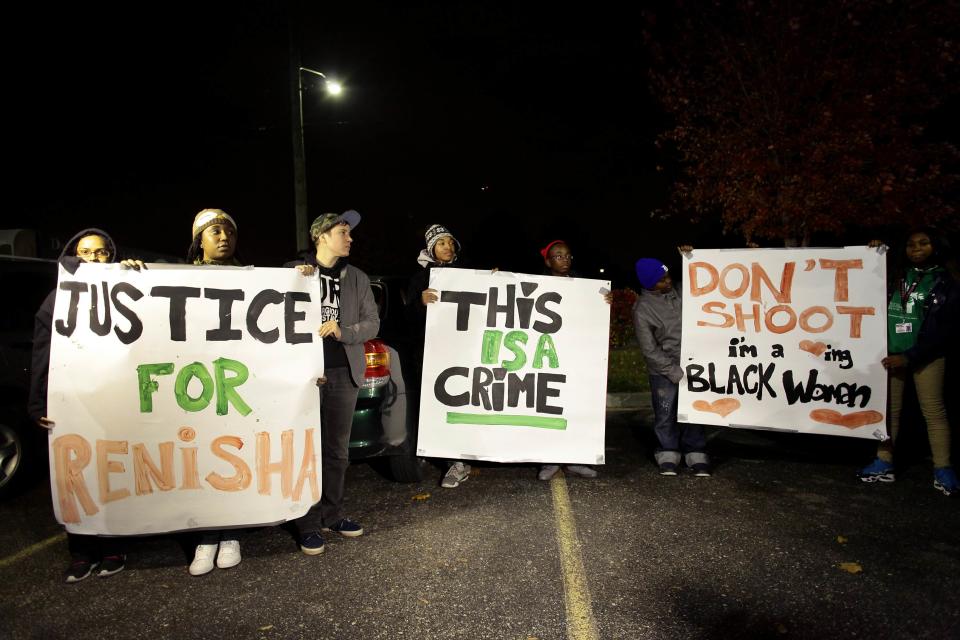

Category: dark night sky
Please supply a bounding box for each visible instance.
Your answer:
[7,2,705,285]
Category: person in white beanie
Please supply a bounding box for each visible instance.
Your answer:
[404,224,475,488]
[184,208,246,575]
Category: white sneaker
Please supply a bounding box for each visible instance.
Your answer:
[216,539,242,569]
[565,465,598,478]
[189,543,218,576]
[441,462,471,488]
[538,465,560,481]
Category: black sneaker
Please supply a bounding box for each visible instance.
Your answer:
[659,462,679,476]
[64,559,98,584]
[299,531,326,555]
[322,518,364,538]
[97,555,126,578]
[691,463,712,477]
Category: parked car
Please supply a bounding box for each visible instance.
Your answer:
[0,260,426,499]
[357,275,429,482]
[0,256,57,499]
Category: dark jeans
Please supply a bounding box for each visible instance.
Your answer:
[294,366,359,534]
[67,533,124,561]
[649,373,706,453]
[197,531,241,545]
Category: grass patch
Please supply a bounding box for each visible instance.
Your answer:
[607,346,649,393]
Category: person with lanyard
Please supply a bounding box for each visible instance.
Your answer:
[858,228,959,496]
[29,228,144,583]
[186,208,246,575]
[536,240,607,481]
[287,211,380,555]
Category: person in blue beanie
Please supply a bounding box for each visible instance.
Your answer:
[632,254,711,476]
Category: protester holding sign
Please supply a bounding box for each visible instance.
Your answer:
[633,253,711,477]
[186,209,246,575]
[286,211,380,554]
[405,224,474,489]
[536,240,603,481]
[28,228,143,583]
[858,229,959,496]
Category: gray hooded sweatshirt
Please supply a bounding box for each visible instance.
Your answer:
[632,286,683,384]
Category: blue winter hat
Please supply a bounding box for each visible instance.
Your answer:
[635,258,669,289]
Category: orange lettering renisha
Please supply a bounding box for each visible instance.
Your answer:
[256,430,294,497]
[53,434,99,523]
[206,436,252,492]
[96,439,130,504]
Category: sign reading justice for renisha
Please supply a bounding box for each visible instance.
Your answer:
[47,264,326,535]
[679,247,888,439]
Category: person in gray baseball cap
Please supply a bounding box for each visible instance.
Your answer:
[286,210,380,555]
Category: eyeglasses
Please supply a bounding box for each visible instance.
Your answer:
[77,249,111,259]
[549,254,572,262]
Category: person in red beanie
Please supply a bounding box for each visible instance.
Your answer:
[536,240,609,481]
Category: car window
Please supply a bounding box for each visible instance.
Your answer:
[370,282,386,321]
[0,261,57,335]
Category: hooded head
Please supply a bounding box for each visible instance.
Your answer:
[58,228,118,273]
[61,228,117,262]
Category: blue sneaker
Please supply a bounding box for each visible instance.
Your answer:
[934,467,958,497]
[299,531,326,555]
[858,458,895,483]
[322,518,364,538]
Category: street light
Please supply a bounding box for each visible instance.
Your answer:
[291,65,343,252]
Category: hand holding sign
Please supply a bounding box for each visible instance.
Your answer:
[679,247,888,439]
[318,320,342,340]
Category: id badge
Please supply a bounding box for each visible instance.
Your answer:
[895,322,913,334]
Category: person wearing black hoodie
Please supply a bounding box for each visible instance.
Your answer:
[285,210,380,556]
[28,228,143,583]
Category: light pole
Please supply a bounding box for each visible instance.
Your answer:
[290,63,343,252]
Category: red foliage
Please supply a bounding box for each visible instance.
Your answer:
[609,287,639,349]
[644,0,960,245]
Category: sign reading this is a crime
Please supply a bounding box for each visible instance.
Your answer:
[417,269,610,463]
[47,264,326,535]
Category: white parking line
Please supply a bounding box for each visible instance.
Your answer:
[0,532,66,569]
[550,474,599,640]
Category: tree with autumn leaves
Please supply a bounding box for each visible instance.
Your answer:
[644,0,959,246]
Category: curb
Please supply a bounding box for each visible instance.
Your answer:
[606,391,650,411]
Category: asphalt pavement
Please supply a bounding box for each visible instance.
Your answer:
[1,404,958,640]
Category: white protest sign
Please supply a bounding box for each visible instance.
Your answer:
[417,268,610,463]
[679,247,888,439]
[47,263,325,535]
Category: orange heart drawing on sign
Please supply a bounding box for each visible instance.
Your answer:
[799,340,828,357]
[693,398,741,417]
[809,409,884,429]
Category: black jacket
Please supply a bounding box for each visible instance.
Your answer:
[898,268,959,368]
[28,228,118,422]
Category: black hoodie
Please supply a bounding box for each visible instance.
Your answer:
[27,228,118,422]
